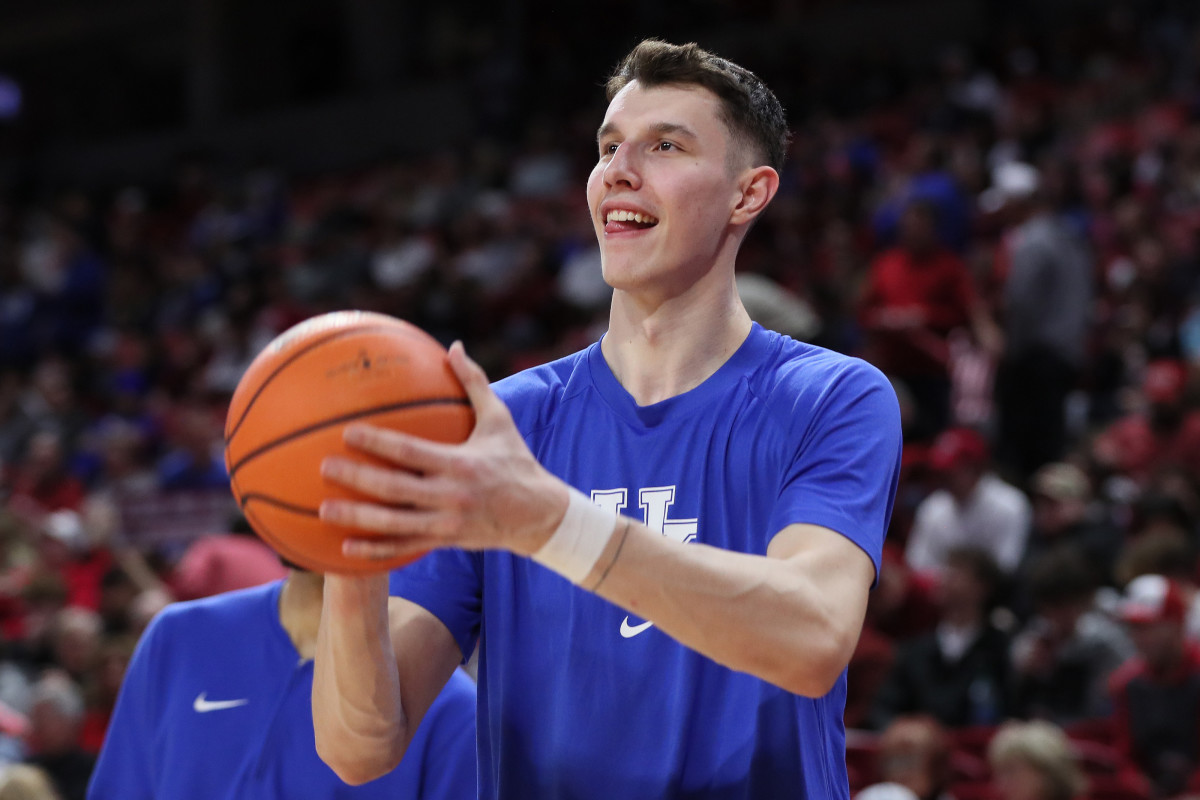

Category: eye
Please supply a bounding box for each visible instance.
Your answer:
[600,142,619,156]
[656,141,676,152]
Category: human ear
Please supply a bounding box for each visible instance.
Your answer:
[730,166,780,227]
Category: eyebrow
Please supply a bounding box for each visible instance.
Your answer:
[596,121,700,143]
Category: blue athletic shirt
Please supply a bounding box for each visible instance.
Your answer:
[390,323,902,799]
[88,581,477,800]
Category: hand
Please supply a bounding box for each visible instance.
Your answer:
[319,342,568,563]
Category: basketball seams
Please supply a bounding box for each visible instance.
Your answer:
[240,493,319,517]
[225,323,437,446]
[226,396,471,479]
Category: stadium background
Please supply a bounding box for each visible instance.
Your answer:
[1,0,1199,798]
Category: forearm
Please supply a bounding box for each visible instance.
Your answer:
[312,575,407,785]
[581,520,869,697]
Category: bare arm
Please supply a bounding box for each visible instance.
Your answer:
[582,518,875,696]
[312,574,461,785]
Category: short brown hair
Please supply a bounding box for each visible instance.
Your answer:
[605,39,790,173]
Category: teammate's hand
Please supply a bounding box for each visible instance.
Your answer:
[318,342,568,562]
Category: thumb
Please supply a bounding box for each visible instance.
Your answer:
[447,340,498,414]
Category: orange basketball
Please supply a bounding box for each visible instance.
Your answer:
[224,310,474,574]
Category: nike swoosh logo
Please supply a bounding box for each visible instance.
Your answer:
[620,616,655,638]
[193,693,249,713]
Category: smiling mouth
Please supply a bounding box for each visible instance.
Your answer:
[605,209,659,228]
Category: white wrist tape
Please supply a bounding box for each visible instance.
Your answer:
[532,488,617,583]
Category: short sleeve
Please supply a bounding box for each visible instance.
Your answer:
[765,359,902,580]
[389,550,484,665]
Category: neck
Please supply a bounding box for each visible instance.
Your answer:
[278,570,324,660]
[601,264,752,406]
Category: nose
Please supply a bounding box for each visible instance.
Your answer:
[603,143,641,190]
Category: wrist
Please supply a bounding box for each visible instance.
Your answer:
[530,488,618,584]
[323,573,390,616]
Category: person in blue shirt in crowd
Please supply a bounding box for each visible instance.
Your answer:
[87,567,476,799]
[312,39,902,799]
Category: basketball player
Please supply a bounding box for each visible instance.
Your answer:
[313,39,902,798]
[87,568,476,799]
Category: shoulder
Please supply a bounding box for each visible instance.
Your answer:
[492,346,592,435]
[914,490,955,519]
[751,334,895,415]
[979,475,1031,511]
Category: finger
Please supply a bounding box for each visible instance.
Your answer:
[320,499,441,536]
[342,423,454,473]
[322,457,445,507]
[341,536,439,561]
[448,341,500,415]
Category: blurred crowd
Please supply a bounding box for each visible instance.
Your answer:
[2,2,1200,799]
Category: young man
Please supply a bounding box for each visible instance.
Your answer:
[313,40,902,798]
[87,569,476,799]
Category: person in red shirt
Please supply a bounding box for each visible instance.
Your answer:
[860,199,999,439]
[1093,359,1200,486]
[1108,574,1200,798]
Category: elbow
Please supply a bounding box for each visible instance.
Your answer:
[774,623,859,699]
[314,727,404,786]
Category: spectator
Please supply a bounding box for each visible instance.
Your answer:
[987,720,1085,800]
[859,199,1000,438]
[23,672,92,800]
[45,611,99,687]
[1113,527,1200,642]
[1093,359,1200,487]
[153,401,228,492]
[0,764,61,800]
[905,428,1032,577]
[1010,547,1133,724]
[1109,574,1200,797]
[1019,462,1122,589]
[6,432,84,517]
[26,512,111,615]
[990,162,1094,479]
[872,547,1013,729]
[874,715,956,800]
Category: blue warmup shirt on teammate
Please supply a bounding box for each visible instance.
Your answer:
[88,581,477,800]
[391,323,903,799]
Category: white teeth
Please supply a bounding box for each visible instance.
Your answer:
[606,210,658,224]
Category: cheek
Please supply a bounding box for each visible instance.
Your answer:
[585,166,604,215]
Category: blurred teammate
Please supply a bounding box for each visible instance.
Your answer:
[87,568,476,799]
[313,39,901,798]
